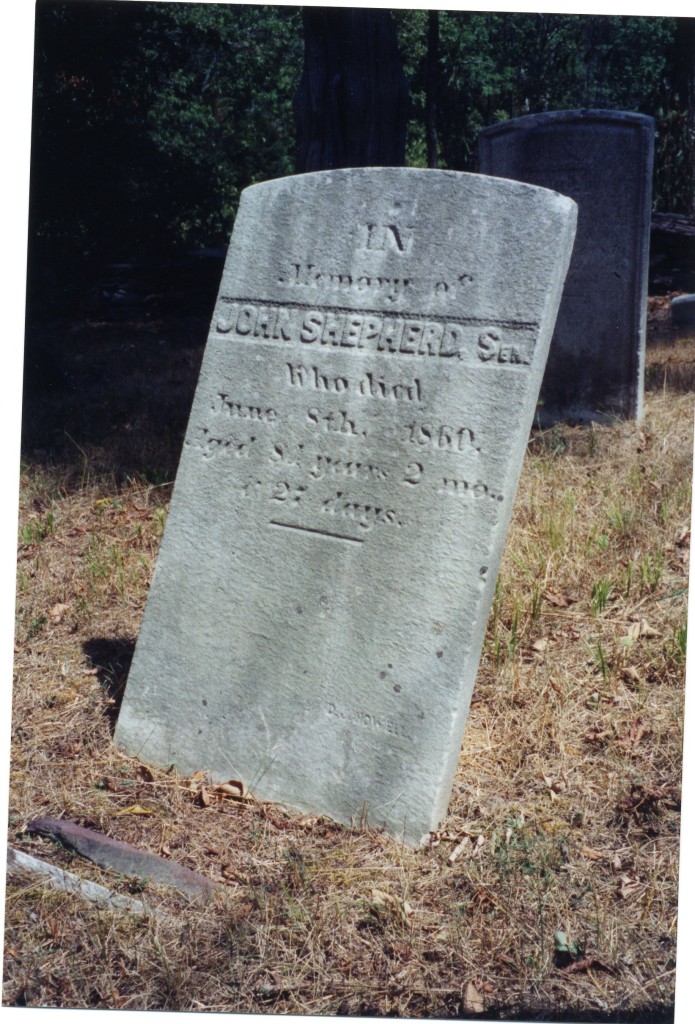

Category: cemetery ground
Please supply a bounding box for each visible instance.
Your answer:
[5,300,693,1019]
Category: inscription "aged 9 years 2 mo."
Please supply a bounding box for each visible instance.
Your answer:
[115,168,576,845]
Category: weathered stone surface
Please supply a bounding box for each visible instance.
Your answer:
[479,110,654,424]
[115,168,576,845]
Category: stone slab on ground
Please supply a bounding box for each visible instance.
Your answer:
[115,168,576,845]
[26,816,216,900]
[7,847,172,920]
[479,109,654,424]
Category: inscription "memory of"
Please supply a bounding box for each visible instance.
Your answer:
[216,300,536,366]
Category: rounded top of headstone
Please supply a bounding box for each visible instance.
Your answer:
[479,109,655,140]
[241,166,578,213]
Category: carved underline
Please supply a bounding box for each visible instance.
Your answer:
[219,296,539,332]
[269,521,364,545]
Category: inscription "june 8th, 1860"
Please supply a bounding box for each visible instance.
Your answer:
[216,300,536,366]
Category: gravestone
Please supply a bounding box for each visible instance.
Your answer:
[671,294,695,332]
[479,110,654,424]
[115,168,576,845]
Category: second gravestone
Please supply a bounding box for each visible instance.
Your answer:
[479,110,654,424]
[115,169,576,844]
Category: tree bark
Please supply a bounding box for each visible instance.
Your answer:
[425,10,440,168]
[671,17,695,217]
[294,7,410,172]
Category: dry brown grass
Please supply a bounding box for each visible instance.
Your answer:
[4,312,692,1019]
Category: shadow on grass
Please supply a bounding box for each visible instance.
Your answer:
[21,310,208,488]
[404,1004,674,1023]
[82,637,135,732]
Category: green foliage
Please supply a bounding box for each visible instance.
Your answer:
[19,512,55,546]
[29,4,691,272]
[394,11,687,210]
[30,2,302,265]
[133,3,302,247]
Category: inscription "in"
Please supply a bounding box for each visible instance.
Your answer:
[357,222,414,254]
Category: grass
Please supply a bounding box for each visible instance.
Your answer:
[3,308,693,1018]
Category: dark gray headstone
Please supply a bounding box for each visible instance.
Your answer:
[114,168,576,845]
[479,110,654,424]
[671,294,695,331]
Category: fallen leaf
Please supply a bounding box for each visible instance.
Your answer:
[113,804,156,816]
[617,717,651,751]
[618,873,642,899]
[617,783,681,821]
[626,619,660,642]
[212,779,248,800]
[463,980,484,1014]
[622,666,643,688]
[560,957,615,975]
[448,837,470,863]
[222,864,248,883]
[544,588,574,608]
[585,725,611,744]
[580,846,605,861]
[49,603,70,624]
[198,787,211,808]
[543,775,567,794]
[370,889,414,925]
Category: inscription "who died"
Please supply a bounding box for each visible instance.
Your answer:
[216,300,537,367]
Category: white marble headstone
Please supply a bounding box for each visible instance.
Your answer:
[115,168,576,844]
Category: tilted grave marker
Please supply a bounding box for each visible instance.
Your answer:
[479,110,654,424]
[115,168,576,844]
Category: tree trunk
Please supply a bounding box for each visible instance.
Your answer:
[672,17,695,217]
[294,7,410,173]
[425,10,440,168]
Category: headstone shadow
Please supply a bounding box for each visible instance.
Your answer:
[82,637,135,732]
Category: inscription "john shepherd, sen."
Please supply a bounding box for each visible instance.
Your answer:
[216,300,537,366]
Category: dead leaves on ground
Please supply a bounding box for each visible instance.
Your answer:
[369,889,414,928]
[113,803,157,817]
[544,587,576,609]
[429,828,487,863]
[462,980,485,1014]
[185,770,252,809]
[616,783,681,823]
[585,715,653,754]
